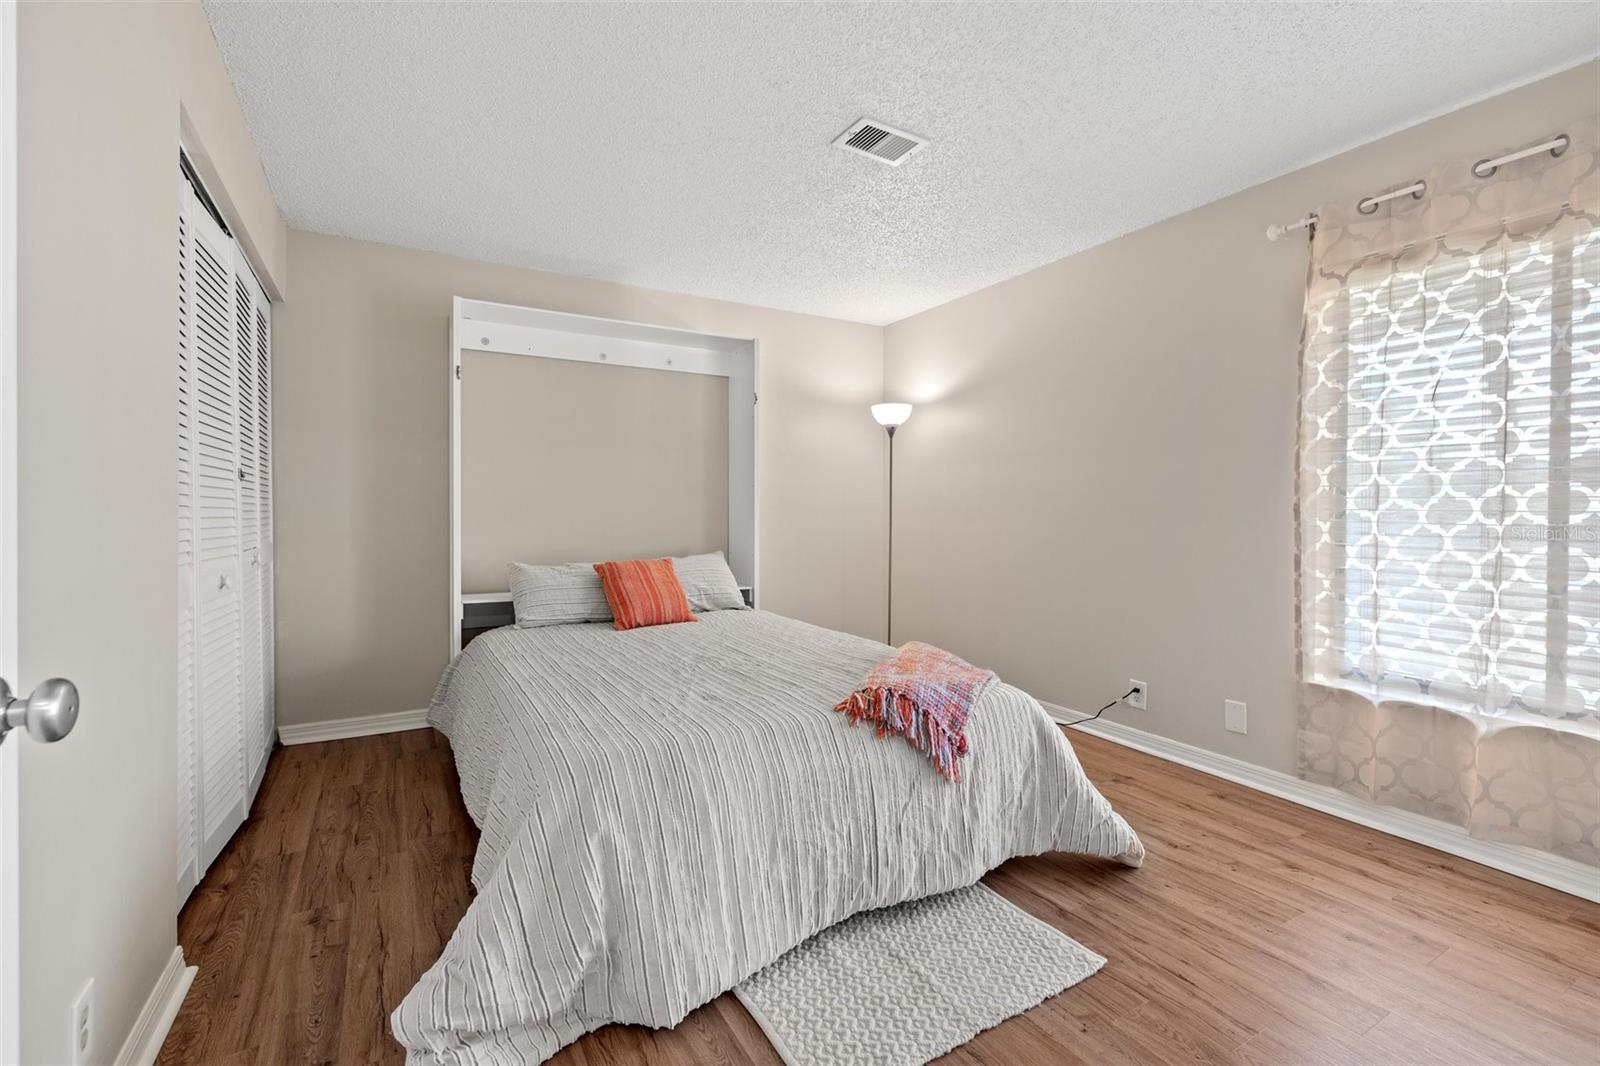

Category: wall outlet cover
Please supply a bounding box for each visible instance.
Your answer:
[69,978,93,1066]
[1127,680,1147,711]
[1225,699,1248,734]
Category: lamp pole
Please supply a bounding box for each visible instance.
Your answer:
[869,403,912,647]
[886,422,895,646]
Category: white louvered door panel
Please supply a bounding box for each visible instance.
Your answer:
[235,251,265,804]
[178,163,275,903]
[176,179,201,902]
[254,289,275,762]
[190,191,246,872]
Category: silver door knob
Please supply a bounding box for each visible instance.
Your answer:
[0,677,79,744]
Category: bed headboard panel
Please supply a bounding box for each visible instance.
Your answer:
[448,296,759,655]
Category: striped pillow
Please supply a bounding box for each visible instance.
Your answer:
[594,558,698,631]
[507,562,613,628]
[672,552,748,613]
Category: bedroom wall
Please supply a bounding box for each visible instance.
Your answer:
[16,2,286,1062]
[882,61,1599,776]
[272,232,885,728]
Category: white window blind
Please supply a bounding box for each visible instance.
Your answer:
[1300,206,1599,732]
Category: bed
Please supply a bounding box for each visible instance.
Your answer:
[392,608,1143,1064]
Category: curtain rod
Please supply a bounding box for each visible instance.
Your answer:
[1266,133,1570,242]
[1266,215,1316,241]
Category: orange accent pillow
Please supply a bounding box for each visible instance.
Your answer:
[593,558,698,631]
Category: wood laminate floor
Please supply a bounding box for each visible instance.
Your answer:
[157,727,1600,1066]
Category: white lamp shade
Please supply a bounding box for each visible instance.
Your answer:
[871,402,913,428]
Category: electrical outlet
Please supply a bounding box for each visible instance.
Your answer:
[1127,680,1147,710]
[69,979,93,1066]
[1225,699,1248,734]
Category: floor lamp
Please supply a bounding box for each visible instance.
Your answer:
[871,403,913,645]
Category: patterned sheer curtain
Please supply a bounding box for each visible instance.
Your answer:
[1295,121,1599,865]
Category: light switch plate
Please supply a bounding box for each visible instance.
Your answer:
[1225,699,1248,734]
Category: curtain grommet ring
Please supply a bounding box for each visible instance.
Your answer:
[1473,159,1498,180]
[1357,198,1379,216]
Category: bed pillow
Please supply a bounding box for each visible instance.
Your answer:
[507,562,614,628]
[672,552,748,613]
[594,558,698,630]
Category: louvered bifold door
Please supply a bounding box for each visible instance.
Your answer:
[253,286,275,761]
[177,167,274,903]
[177,179,201,903]
[188,185,247,874]
[234,249,266,803]
[235,246,273,797]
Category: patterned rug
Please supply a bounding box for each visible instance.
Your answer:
[733,883,1105,1066]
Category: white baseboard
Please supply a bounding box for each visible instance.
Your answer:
[114,946,195,1066]
[276,707,430,746]
[1043,703,1600,904]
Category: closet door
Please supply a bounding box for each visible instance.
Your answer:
[177,180,200,901]
[236,249,273,797]
[235,254,265,800]
[252,288,275,765]
[188,187,247,873]
[177,167,275,903]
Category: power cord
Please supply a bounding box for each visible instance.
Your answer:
[1061,686,1139,726]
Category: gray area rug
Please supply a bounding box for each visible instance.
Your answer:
[733,883,1105,1066]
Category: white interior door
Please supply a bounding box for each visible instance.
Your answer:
[177,167,273,903]
[236,249,270,803]
[186,188,246,874]
[0,14,77,1057]
[0,2,19,1059]
[250,274,273,792]
[176,179,199,901]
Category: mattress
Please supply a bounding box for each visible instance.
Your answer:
[393,609,1142,1064]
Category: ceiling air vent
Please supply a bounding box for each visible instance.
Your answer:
[833,118,926,166]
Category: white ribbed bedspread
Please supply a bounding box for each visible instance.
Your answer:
[393,610,1142,1064]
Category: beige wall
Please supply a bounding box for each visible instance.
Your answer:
[16,2,285,1063]
[883,61,1599,775]
[460,352,729,592]
[272,231,885,727]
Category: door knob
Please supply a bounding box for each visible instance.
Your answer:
[0,677,80,744]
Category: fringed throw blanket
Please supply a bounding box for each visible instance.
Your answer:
[835,641,996,782]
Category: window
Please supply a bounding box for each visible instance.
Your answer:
[1299,212,1599,732]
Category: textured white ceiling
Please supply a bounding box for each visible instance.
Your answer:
[205,2,1598,325]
